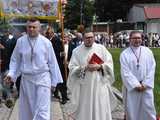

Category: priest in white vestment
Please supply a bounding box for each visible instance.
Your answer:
[4,18,63,120]
[120,30,156,120]
[67,30,117,120]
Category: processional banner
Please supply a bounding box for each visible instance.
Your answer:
[0,0,60,20]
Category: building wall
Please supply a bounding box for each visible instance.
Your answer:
[92,24,109,33]
[127,4,160,34]
[92,22,135,34]
[147,22,160,34]
[127,6,145,22]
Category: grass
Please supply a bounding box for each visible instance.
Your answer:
[108,48,160,114]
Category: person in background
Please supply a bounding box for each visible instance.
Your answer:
[45,26,69,104]
[120,30,156,120]
[4,18,62,120]
[0,31,17,100]
[67,31,82,62]
[0,38,6,101]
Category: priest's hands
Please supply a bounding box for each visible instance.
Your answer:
[135,84,147,92]
[85,64,102,72]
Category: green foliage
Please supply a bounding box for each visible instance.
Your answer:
[0,17,12,32]
[108,48,123,90]
[64,0,95,29]
[0,24,12,31]
[151,48,160,114]
[108,48,160,114]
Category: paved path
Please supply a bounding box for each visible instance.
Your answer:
[0,99,124,120]
[0,103,12,120]
[61,99,124,120]
[61,87,125,120]
[0,87,124,120]
[8,99,63,120]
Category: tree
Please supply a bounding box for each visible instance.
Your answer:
[64,0,95,30]
[0,17,12,32]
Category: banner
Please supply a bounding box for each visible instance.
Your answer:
[0,0,60,20]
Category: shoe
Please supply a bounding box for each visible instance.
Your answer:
[54,95,60,99]
[61,99,67,104]
[62,96,70,101]
[66,97,70,101]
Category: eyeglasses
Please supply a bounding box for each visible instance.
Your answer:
[28,26,38,29]
[130,37,142,40]
[85,36,94,39]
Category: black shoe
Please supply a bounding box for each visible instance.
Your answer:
[66,97,70,101]
[54,95,60,99]
[62,96,70,101]
[61,99,67,104]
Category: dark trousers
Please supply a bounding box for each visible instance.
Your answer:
[54,81,68,101]
[15,76,21,97]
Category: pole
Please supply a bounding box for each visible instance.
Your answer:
[59,0,68,81]
[0,1,3,19]
[80,0,84,25]
[95,15,97,32]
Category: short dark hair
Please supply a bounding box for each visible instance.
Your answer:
[83,28,94,36]
[27,17,40,23]
[84,28,92,34]
[129,30,142,38]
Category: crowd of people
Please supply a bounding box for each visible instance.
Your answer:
[0,18,158,120]
[94,31,160,48]
[0,31,20,105]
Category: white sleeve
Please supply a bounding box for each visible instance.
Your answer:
[48,42,63,87]
[142,50,156,88]
[120,52,141,92]
[101,47,115,85]
[8,39,21,82]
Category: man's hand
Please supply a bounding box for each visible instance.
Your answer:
[141,84,147,91]
[85,64,102,72]
[3,75,13,86]
[135,84,146,92]
[51,86,56,92]
[135,86,143,92]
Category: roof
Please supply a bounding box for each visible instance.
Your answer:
[144,7,160,19]
[135,3,160,8]
[133,4,160,19]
